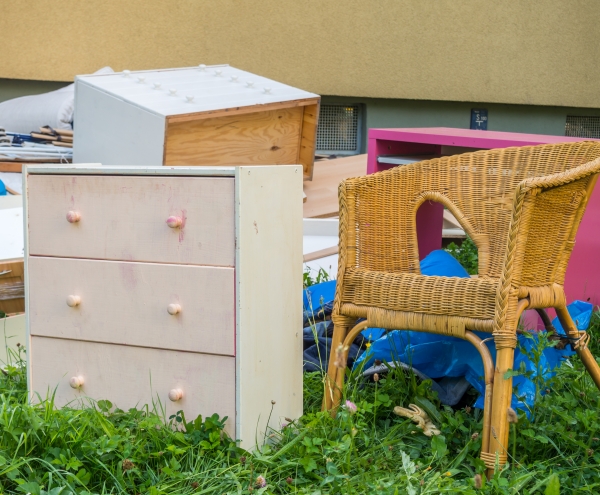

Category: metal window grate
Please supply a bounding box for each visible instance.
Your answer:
[316,105,360,153]
[565,116,600,139]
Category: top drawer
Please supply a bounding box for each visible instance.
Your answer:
[27,175,235,266]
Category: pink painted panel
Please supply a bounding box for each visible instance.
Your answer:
[369,127,598,150]
[367,128,600,302]
[564,186,600,306]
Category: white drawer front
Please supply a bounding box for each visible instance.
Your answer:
[27,175,234,266]
[31,337,236,436]
[29,257,235,356]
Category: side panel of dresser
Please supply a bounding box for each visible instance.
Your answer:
[235,166,303,448]
[29,337,237,436]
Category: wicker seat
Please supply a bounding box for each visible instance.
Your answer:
[323,141,600,474]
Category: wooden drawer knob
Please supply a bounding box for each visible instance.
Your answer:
[167,303,181,315]
[66,211,81,223]
[66,295,81,307]
[69,376,84,389]
[168,388,183,402]
[166,216,183,228]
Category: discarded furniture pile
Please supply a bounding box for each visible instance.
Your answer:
[2,61,600,473]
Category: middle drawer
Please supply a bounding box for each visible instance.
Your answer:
[29,257,235,356]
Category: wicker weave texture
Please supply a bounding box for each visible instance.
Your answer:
[326,141,600,473]
[333,142,600,339]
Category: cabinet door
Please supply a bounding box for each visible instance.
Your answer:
[29,257,235,356]
[30,337,236,437]
[27,175,235,266]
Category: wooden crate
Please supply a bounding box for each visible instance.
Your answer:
[24,164,303,448]
[73,65,320,179]
[0,258,24,314]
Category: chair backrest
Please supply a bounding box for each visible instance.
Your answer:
[340,142,600,281]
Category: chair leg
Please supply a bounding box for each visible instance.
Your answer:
[484,345,515,475]
[555,305,600,391]
[463,332,494,460]
[322,321,349,412]
[323,320,369,414]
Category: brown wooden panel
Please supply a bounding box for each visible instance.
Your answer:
[0,258,24,314]
[298,103,319,180]
[303,154,367,218]
[0,163,24,173]
[30,337,236,436]
[164,107,304,167]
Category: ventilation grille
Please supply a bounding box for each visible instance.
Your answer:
[565,116,600,139]
[316,105,360,154]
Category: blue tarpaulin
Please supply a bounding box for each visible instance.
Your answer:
[304,250,593,412]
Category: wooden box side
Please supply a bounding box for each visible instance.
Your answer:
[298,101,319,180]
[0,258,25,314]
[235,165,304,449]
[163,99,320,178]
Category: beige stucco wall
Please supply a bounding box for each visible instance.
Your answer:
[1,1,599,107]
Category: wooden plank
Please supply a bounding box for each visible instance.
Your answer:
[236,165,303,448]
[164,107,304,167]
[28,257,235,356]
[298,103,319,180]
[166,98,320,124]
[303,154,367,218]
[30,337,236,437]
[0,258,25,314]
[27,175,235,266]
[303,245,339,263]
[0,162,23,173]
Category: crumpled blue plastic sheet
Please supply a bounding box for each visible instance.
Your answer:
[304,250,593,412]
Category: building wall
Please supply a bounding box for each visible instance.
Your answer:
[0,79,68,104]
[1,1,599,108]
[322,96,600,153]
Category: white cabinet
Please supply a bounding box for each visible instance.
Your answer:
[24,164,303,448]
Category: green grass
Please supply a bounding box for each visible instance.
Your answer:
[1,318,600,494]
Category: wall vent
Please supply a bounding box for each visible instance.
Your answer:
[565,116,600,139]
[316,104,361,155]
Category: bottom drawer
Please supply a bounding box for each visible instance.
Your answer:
[30,337,236,436]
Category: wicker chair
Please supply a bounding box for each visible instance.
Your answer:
[323,141,600,473]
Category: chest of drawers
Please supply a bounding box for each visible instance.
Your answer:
[23,164,303,448]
